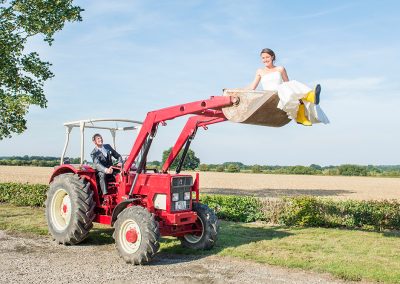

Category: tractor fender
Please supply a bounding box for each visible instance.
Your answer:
[49,164,78,183]
[111,198,140,226]
[49,165,97,194]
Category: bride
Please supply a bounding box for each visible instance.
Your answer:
[248,48,329,126]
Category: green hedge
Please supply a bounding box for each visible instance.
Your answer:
[0,183,47,207]
[201,194,264,222]
[266,196,400,231]
[1,182,400,231]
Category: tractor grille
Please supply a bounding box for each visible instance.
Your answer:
[171,176,193,211]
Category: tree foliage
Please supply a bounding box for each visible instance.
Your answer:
[338,164,368,176]
[199,164,209,171]
[251,164,262,173]
[0,155,79,166]
[0,0,83,139]
[226,163,240,173]
[161,147,200,171]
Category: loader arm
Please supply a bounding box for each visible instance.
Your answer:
[123,96,235,174]
[161,111,227,173]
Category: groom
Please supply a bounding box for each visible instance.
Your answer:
[90,133,122,195]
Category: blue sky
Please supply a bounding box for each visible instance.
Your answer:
[1,0,399,166]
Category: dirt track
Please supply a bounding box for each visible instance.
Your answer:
[0,230,349,284]
[1,166,399,200]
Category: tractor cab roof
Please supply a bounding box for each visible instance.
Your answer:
[61,118,143,165]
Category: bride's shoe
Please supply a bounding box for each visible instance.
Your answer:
[296,104,312,126]
[303,84,321,105]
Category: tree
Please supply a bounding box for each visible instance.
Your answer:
[0,0,83,139]
[310,164,322,170]
[222,161,244,168]
[216,165,224,172]
[227,163,240,173]
[251,164,262,173]
[338,164,368,176]
[161,147,200,171]
[199,164,208,171]
[148,160,161,167]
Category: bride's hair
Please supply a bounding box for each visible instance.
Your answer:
[260,48,276,62]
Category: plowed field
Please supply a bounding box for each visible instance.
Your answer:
[1,166,399,200]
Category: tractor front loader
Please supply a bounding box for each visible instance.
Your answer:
[46,90,288,264]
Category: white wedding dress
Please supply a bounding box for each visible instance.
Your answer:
[260,72,329,124]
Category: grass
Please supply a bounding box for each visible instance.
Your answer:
[0,203,48,235]
[1,203,400,283]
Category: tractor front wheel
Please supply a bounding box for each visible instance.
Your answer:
[180,203,219,250]
[114,206,160,264]
[45,173,95,245]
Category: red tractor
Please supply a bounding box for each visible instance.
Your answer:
[45,91,289,264]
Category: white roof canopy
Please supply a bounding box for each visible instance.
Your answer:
[61,118,143,165]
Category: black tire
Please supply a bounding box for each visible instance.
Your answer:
[179,203,219,250]
[45,173,95,245]
[113,206,160,264]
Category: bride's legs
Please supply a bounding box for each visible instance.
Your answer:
[303,84,321,105]
[296,102,312,126]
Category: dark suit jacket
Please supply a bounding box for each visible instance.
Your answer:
[90,144,122,173]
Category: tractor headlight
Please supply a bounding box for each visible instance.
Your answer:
[153,194,166,210]
[184,191,191,200]
[172,193,179,202]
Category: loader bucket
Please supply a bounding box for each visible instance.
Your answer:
[222,89,291,127]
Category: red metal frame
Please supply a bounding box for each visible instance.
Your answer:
[122,96,232,174]
[51,95,234,237]
[161,112,226,173]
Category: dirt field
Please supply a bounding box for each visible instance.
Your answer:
[1,165,399,200]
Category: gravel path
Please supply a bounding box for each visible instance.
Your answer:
[0,230,352,284]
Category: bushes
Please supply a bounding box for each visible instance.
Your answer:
[338,164,368,176]
[226,164,240,173]
[216,165,225,172]
[251,165,262,173]
[278,196,325,226]
[0,183,47,207]
[2,181,400,232]
[199,164,209,171]
[201,194,264,222]
[278,196,400,231]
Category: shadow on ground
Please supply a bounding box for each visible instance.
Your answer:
[82,227,115,246]
[81,221,292,265]
[161,221,291,252]
[201,187,355,198]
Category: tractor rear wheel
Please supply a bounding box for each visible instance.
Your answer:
[179,203,219,250]
[46,173,95,245]
[114,206,160,264]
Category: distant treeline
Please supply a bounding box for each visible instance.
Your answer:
[0,156,79,167]
[149,161,400,177]
[1,156,399,177]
